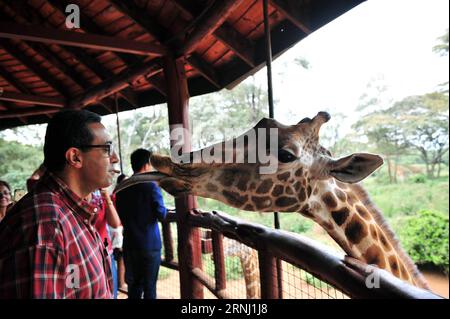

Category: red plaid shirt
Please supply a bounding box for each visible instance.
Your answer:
[0,171,113,298]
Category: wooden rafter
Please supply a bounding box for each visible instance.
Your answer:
[46,0,142,67]
[270,0,311,34]
[178,0,245,55]
[109,0,222,89]
[0,22,167,56]
[69,59,162,109]
[173,0,256,67]
[186,55,220,88]
[0,91,65,107]
[0,39,70,97]
[0,106,61,119]
[0,63,31,94]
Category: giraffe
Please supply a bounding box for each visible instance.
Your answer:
[222,237,260,299]
[118,112,429,289]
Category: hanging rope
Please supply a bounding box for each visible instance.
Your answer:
[114,93,124,173]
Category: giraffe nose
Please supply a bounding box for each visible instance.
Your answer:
[315,111,331,123]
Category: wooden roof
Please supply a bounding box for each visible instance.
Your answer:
[0,0,364,130]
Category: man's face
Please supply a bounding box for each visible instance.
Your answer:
[80,122,119,190]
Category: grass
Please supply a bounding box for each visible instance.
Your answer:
[362,176,449,218]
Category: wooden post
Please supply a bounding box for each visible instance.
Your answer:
[163,56,203,299]
[161,221,174,262]
[258,250,280,299]
[211,231,226,292]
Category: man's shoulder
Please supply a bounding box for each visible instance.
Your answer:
[0,189,66,253]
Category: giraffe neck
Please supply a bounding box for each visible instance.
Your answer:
[237,249,260,299]
[224,238,261,299]
[303,180,429,289]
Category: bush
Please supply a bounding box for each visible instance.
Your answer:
[409,174,427,184]
[396,210,449,274]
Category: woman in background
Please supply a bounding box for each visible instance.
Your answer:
[0,180,13,222]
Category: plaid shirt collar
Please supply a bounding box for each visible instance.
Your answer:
[40,170,99,225]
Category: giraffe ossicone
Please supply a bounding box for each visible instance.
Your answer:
[118,111,429,290]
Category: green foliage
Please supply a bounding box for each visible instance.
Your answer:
[158,265,171,280]
[433,29,449,56]
[203,255,243,281]
[394,210,449,273]
[353,91,449,180]
[363,175,449,217]
[0,138,43,191]
[301,272,331,290]
[409,174,426,184]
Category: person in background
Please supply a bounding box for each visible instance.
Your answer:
[26,164,46,192]
[0,180,13,222]
[0,110,119,298]
[115,149,167,299]
[111,173,128,290]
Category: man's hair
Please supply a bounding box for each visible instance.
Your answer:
[130,149,152,173]
[43,110,102,172]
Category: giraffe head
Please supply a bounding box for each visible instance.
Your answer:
[151,112,383,212]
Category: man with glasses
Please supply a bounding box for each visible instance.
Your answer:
[0,110,119,298]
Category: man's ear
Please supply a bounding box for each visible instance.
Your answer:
[328,153,383,183]
[65,147,83,169]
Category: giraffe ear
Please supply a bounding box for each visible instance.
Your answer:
[328,153,383,183]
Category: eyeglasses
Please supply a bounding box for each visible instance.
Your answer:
[0,190,11,196]
[76,143,115,157]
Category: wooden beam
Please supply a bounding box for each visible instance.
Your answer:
[163,56,203,299]
[186,55,221,88]
[108,0,223,90]
[146,75,167,97]
[0,39,69,96]
[270,0,311,34]
[69,59,162,108]
[108,0,169,43]
[5,1,142,110]
[46,0,142,67]
[0,91,65,107]
[0,106,61,119]
[0,64,31,93]
[178,0,245,55]
[213,23,256,67]
[0,22,167,56]
[173,0,256,67]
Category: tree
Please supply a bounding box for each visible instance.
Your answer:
[0,138,43,191]
[390,93,449,178]
[433,29,449,56]
[353,111,409,183]
[354,92,449,180]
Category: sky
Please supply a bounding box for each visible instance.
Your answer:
[1,0,448,145]
[260,0,449,126]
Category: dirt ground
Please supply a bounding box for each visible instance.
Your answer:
[421,270,449,298]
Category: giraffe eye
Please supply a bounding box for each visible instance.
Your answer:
[278,149,297,163]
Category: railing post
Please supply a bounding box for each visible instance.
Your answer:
[258,250,280,299]
[212,231,226,292]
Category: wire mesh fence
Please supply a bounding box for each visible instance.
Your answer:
[155,224,348,299]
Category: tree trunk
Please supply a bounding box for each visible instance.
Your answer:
[386,157,393,183]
